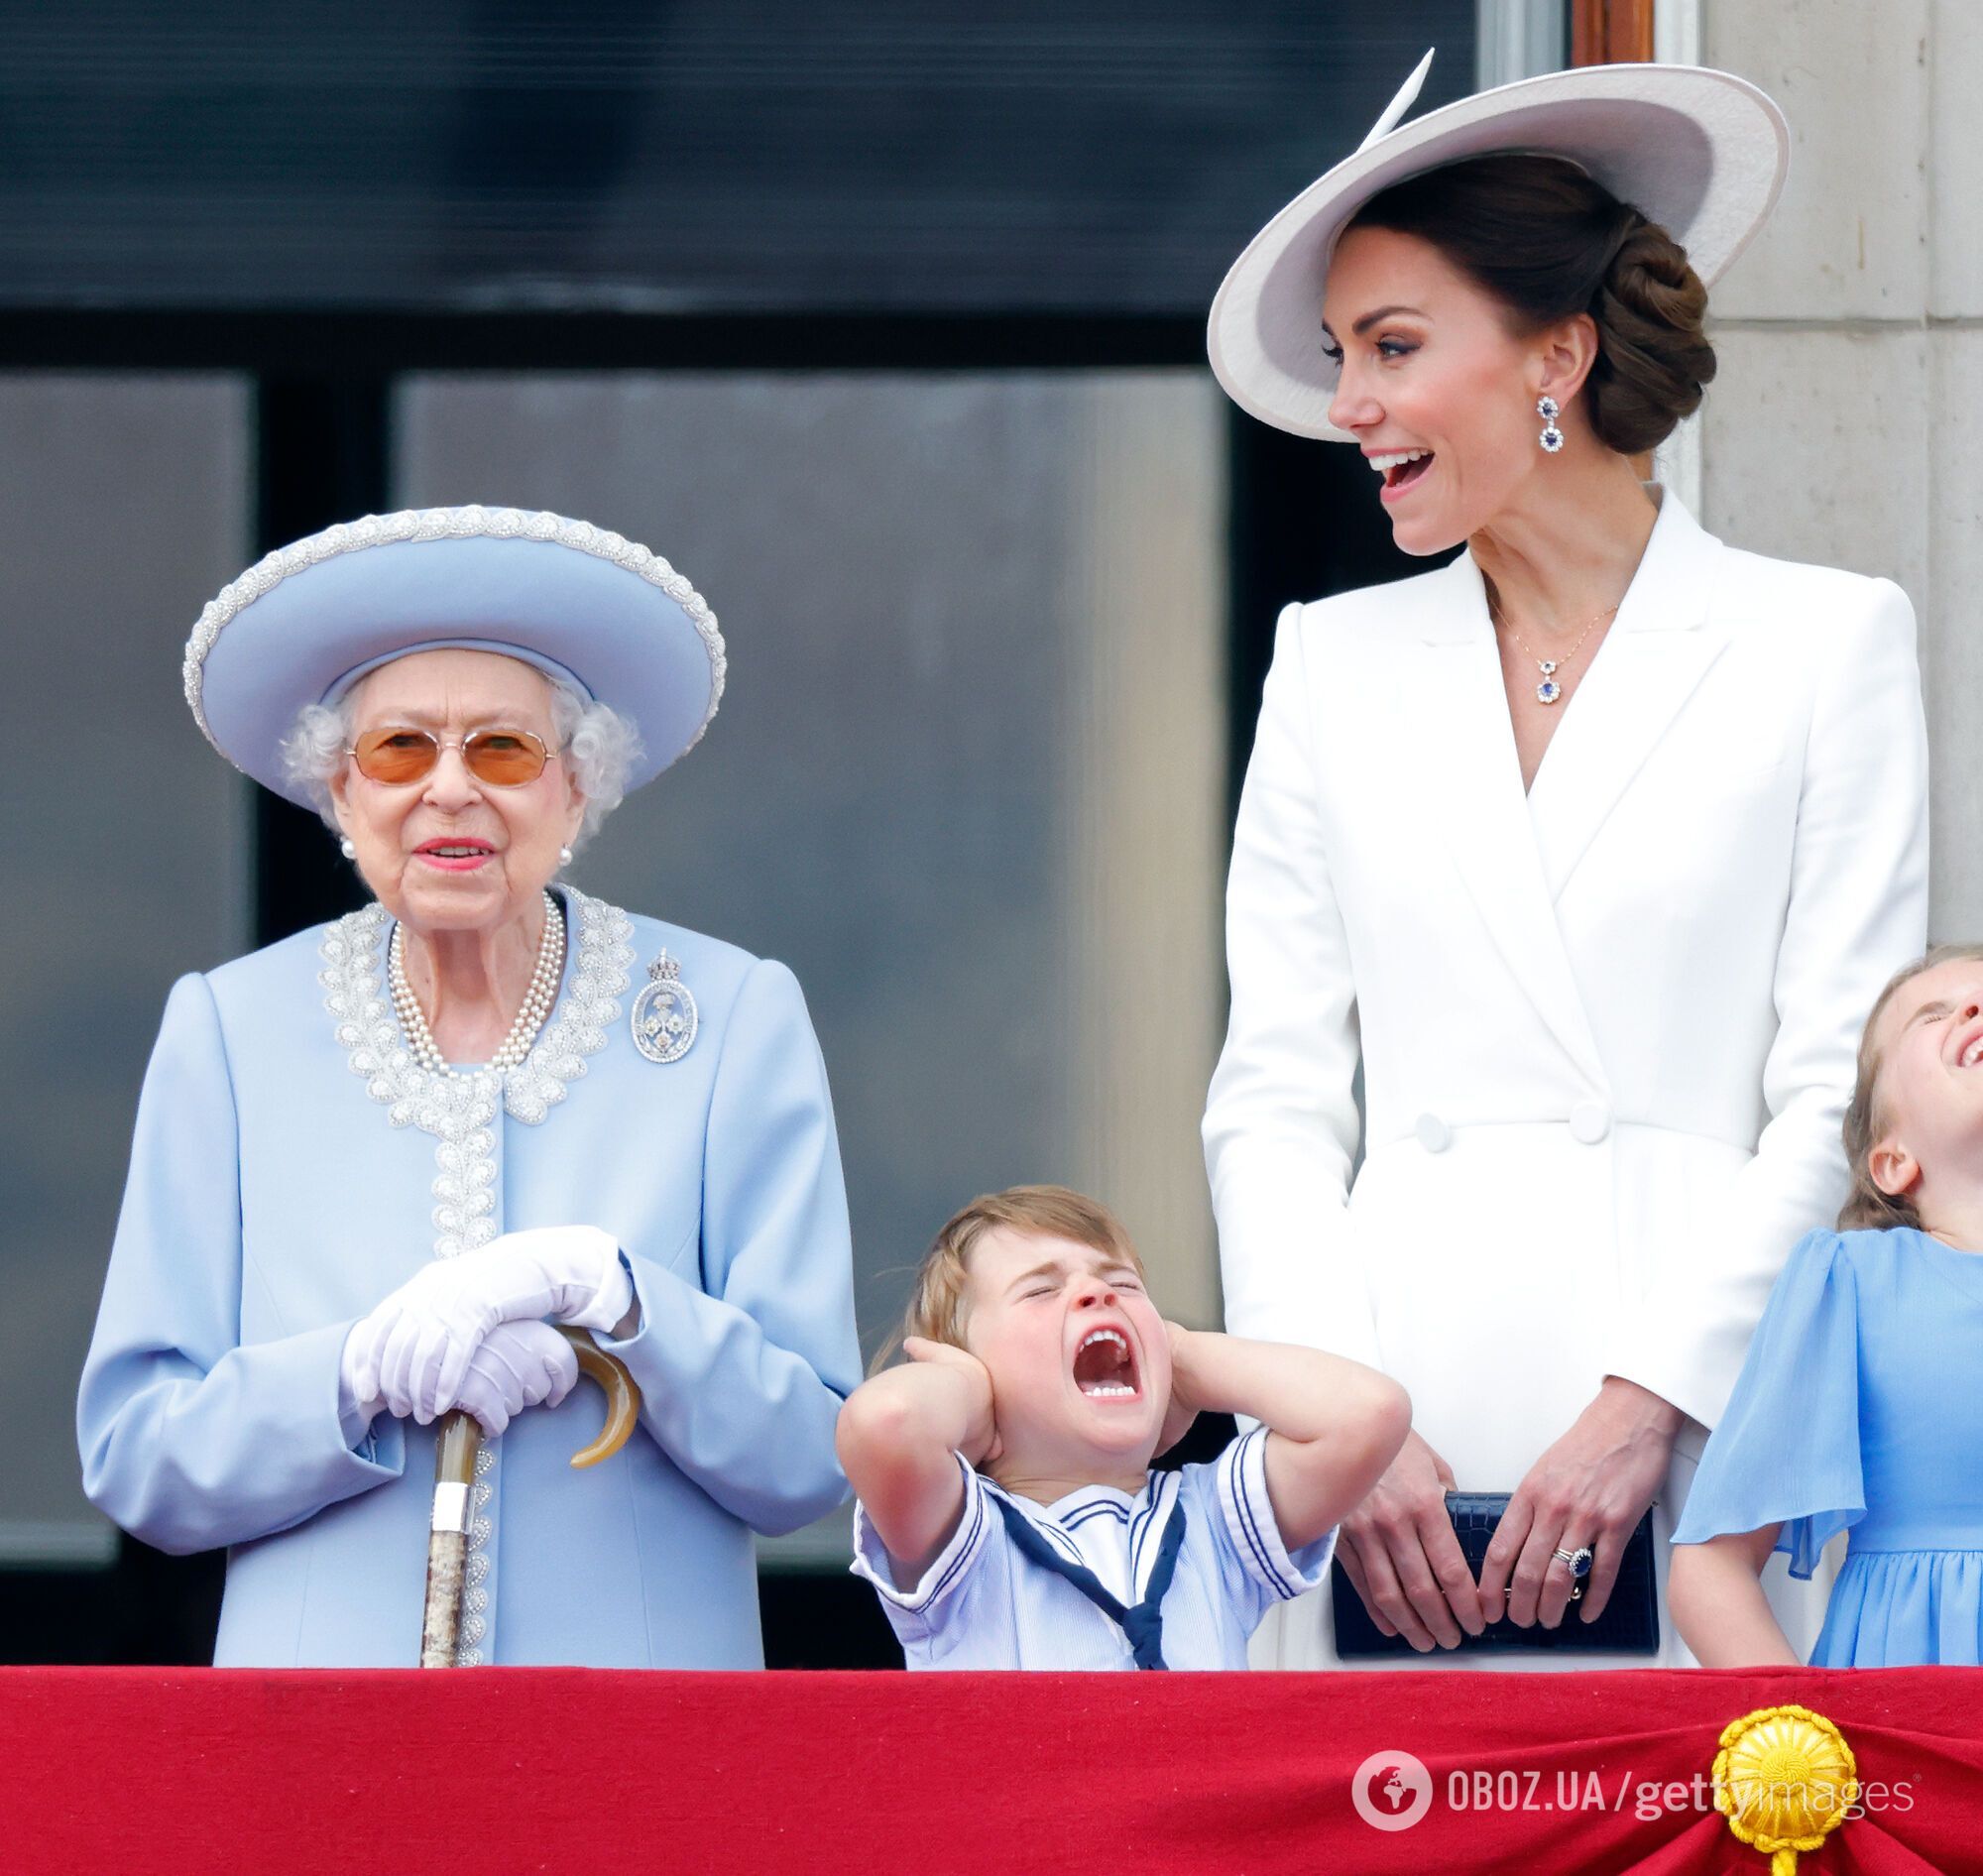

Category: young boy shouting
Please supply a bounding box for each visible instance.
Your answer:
[838,1185,1409,1669]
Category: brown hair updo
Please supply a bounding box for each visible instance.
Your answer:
[1344,153,1716,456]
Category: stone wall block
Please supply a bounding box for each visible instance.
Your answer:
[1706,0,1929,322]
[1926,328,1983,937]
[1702,324,1928,601]
[1929,0,1983,317]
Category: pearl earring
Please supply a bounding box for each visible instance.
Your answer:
[1538,396,1565,454]
[339,837,357,860]
[558,845,574,868]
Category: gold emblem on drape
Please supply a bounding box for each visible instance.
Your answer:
[1714,1704,1858,1873]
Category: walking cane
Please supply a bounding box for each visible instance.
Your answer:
[419,1325,642,1667]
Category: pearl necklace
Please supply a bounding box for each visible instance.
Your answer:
[389,890,565,1078]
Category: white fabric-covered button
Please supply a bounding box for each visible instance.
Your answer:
[1569,1101,1612,1144]
[1415,1113,1453,1153]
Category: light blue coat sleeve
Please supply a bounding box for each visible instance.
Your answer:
[596,958,860,1535]
[75,975,405,1555]
[1670,1229,1864,1578]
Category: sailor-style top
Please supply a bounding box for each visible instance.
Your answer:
[851,1426,1334,1670]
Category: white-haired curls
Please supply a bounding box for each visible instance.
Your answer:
[547,684,642,842]
[279,678,642,852]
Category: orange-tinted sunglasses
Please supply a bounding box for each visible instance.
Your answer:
[346,726,558,787]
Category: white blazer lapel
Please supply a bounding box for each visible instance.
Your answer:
[1406,554,1608,1088]
[1525,493,1733,901]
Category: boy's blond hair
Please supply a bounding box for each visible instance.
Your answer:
[878,1184,1146,1369]
[1839,943,1983,1231]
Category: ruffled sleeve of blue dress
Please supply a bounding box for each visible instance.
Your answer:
[1671,1228,1864,1579]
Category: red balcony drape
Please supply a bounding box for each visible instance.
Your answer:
[5,1666,1981,1873]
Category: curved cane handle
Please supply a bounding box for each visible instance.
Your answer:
[556,1325,642,1468]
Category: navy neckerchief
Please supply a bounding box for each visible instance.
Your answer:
[992,1489,1188,1670]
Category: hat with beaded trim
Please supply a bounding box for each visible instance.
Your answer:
[1208,51,1789,441]
[182,505,726,808]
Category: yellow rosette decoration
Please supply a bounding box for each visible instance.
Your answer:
[1713,1704,1859,1874]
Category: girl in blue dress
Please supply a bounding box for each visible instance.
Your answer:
[1671,944,1983,1667]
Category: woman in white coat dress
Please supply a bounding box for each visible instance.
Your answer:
[1201,60,1929,1668]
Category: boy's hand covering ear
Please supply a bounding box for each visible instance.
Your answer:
[1156,1320,1202,1458]
[903,1336,1002,1468]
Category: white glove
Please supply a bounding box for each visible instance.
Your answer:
[338,1317,582,1437]
[344,1226,634,1423]
[450,1319,581,1436]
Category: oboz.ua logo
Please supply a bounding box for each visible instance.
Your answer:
[1351,1750,1433,1831]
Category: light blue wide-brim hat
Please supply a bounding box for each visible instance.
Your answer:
[183,506,726,808]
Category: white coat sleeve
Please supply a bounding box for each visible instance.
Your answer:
[76,975,405,1556]
[1604,578,1929,1428]
[1203,603,1381,1368]
[595,958,862,1535]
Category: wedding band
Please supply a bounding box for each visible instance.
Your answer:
[1553,1545,1594,1579]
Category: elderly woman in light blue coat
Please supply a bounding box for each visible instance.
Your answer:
[77,508,861,1667]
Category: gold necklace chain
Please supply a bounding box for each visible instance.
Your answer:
[1487,591,1620,706]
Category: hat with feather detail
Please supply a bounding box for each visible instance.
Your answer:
[1208,53,1789,440]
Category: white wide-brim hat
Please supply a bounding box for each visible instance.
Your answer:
[1208,53,1789,440]
[183,506,726,808]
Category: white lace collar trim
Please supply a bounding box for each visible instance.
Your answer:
[318,884,637,1257]
[317,883,636,1667]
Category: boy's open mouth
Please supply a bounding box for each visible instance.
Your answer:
[1072,1326,1139,1400]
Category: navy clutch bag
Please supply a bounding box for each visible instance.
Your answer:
[1330,1491,1660,1656]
